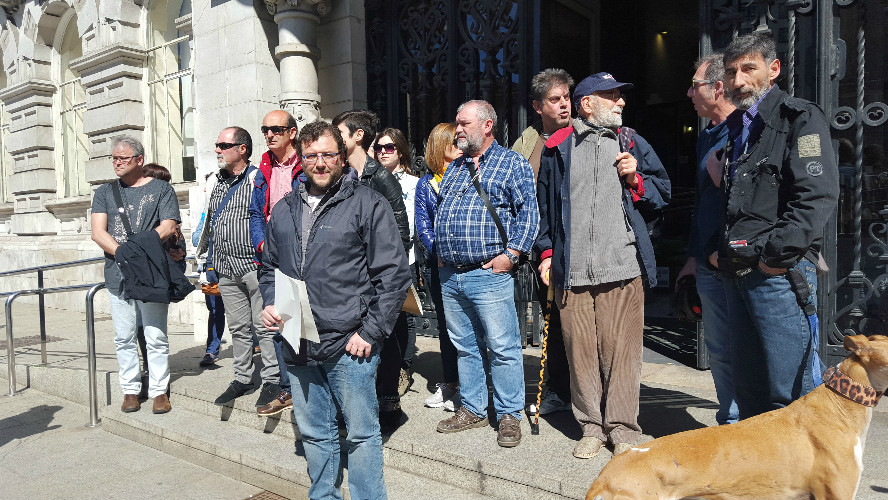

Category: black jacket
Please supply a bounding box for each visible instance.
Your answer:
[719,86,839,270]
[115,230,194,303]
[258,177,410,365]
[355,156,411,252]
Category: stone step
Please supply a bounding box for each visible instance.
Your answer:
[100,403,495,500]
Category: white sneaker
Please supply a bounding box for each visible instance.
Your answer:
[442,387,461,412]
[425,383,458,408]
[538,390,570,415]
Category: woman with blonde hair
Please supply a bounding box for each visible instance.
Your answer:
[415,122,463,412]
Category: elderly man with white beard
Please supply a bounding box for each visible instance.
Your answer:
[535,72,671,460]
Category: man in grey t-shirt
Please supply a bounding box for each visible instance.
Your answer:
[90,136,180,415]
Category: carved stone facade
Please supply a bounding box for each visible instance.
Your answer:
[0,0,367,336]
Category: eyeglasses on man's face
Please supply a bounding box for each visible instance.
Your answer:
[215,142,242,150]
[111,155,139,164]
[691,79,715,88]
[594,90,623,102]
[372,143,397,155]
[301,152,340,165]
[261,125,291,135]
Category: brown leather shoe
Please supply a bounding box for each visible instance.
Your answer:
[152,394,171,414]
[121,394,140,413]
[496,414,521,447]
[436,406,487,433]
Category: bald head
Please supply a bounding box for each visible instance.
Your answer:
[262,110,299,158]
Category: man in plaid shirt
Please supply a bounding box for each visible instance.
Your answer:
[434,100,539,448]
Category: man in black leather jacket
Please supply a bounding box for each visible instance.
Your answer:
[710,31,839,419]
[332,109,412,431]
[333,109,410,250]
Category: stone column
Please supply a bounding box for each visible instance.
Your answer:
[0,44,60,235]
[266,0,330,127]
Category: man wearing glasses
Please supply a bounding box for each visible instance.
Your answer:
[90,136,181,414]
[675,53,738,426]
[535,72,670,460]
[258,121,409,500]
[196,126,283,412]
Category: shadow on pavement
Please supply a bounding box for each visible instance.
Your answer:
[0,404,63,448]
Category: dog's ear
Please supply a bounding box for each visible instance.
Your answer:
[844,334,868,354]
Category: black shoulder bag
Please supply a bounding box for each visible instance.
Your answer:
[112,180,194,303]
[465,160,537,303]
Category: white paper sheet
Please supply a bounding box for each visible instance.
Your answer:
[274,269,320,352]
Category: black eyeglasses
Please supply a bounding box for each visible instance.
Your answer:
[215,142,242,150]
[373,143,397,154]
[261,125,291,135]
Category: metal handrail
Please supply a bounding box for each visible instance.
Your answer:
[3,256,197,427]
[5,283,102,398]
[0,257,103,278]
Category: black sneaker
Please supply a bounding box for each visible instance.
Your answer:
[214,380,254,406]
[255,382,280,408]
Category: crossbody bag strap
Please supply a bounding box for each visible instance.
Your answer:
[111,180,135,237]
[466,159,508,249]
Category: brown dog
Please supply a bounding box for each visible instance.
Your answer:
[586,334,888,500]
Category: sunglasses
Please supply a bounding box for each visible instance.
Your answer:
[373,143,397,154]
[215,142,242,150]
[261,125,291,135]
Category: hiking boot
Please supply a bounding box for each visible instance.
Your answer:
[436,406,487,433]
[397,368,414,397]
[257,390,293,417]
[214,380,254,406]
[496,414,521,447]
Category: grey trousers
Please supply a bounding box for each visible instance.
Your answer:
[219,269,280,385]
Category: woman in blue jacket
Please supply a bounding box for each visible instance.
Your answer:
[415,122,463,412]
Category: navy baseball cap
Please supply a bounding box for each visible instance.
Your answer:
[573,72,634,103]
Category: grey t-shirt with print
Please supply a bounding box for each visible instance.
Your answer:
[91,178,181,296]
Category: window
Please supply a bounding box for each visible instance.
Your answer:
[146,0,194,182]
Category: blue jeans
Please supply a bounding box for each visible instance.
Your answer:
[204,295,226,356]
[440,265,524,421]
[286,349,386,500]
[696,264,738,425]
[725,259,820,419]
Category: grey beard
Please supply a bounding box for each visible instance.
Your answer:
[731,86,768,110]
[591,111,622,129]
[456,136,483,157]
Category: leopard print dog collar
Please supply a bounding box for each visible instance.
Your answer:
[823,366,884,407]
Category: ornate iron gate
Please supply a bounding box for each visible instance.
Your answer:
[365,0,534,166]
[702,0,888,367]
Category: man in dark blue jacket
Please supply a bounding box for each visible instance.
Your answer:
[258,121,409,500]
[535,73,670,460]
[675,53,739,426]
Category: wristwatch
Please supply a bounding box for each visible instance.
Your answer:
[504,249,520,266]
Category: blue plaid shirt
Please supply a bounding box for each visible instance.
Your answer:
[434,140,539,266]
